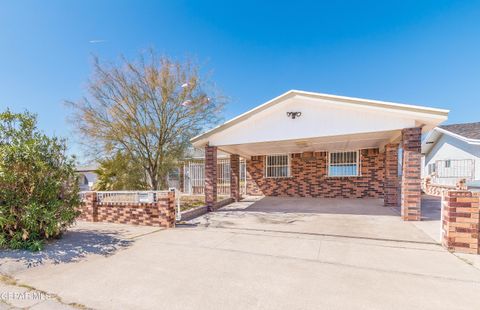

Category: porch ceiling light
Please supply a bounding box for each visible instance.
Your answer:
[295,140,309,147]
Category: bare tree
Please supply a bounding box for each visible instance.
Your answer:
[68,51,225,189]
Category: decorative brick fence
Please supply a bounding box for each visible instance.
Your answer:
[422,177,467,197]
[78,191,176,228]
[442,190,480,254]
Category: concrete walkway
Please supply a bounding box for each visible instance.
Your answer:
[1,198,480,309]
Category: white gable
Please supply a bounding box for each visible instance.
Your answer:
[191,90,448,156]
[208,95,417,146]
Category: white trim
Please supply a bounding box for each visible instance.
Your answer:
[434,127,480,145]
[191,90,449,146]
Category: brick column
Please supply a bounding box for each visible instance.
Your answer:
[401,127,422,221]
[205,144,218,211]
[384,143,399,207]
[158,191,176,228]
[79,191,98,222]
[230,154,241,202]
[442,191,480,254]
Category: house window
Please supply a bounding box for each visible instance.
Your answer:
[428,163,436,175]
[265,154,290,178]
[328,151,360,177]
[445,160,451,168]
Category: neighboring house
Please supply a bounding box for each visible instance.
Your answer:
[191,90,448,221]
[76,165,99,191]
[422,122,480,186]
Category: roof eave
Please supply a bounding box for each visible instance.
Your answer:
[191,90,450,146]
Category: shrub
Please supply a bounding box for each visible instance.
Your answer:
[0,110,80,251]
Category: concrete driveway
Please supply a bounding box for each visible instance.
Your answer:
[1,197,480,310]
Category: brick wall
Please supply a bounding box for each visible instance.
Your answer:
[401,127,422,221]
[79,192,176,228]
[422,178,456,197]
[422,177,468,197]
[246,149,385,198]
[442,191,480,254]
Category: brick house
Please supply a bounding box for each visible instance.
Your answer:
[191,90,449,221]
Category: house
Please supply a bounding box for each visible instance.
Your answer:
[76,165,99,191]
[422,122,480,187]
[191,90,449,221]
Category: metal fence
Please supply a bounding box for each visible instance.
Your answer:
[183,158,246,196]
[432,159,475,185]
[95,191,169,204]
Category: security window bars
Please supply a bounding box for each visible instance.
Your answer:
[328,151,360,177]
[265,154,290,178]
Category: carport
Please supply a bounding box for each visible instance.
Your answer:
[191,90,449,221]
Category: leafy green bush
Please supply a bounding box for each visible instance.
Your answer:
[0,110,80,251]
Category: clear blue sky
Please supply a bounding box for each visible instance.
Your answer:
[1,1,480,160]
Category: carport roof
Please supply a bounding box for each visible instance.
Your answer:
[192,90,448,157]
[192,90,448,143]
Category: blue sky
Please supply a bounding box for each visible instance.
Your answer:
[1,1,480,160]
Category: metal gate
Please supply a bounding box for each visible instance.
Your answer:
[183,158,246,196]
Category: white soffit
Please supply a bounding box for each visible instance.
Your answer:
[217,130,401,158]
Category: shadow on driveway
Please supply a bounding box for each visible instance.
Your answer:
[0,229,132,270]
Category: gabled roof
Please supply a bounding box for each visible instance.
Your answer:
[439,122,480,140]
[191,90,449,147]
[422,122,480,155]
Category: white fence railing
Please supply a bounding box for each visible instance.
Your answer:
[79,191,171,204]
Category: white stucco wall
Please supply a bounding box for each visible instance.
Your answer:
[424,134,480,184]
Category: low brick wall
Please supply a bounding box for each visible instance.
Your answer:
[422,178,466,197]
[180,197,235,221]
[78,191,176,228]
[442,191,480,254]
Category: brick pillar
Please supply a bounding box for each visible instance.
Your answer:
[205,144,217,211]
[158,191,176,228]
[230,154,240,202]
[80,191,98,222]
[442,191,480,254]
[401,127,422,221]
[384,143,399,207]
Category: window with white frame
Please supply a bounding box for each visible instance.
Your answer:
[265,154,290,178]
[328,151,360,177]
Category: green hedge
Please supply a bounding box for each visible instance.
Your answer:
[0,110,80,251]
